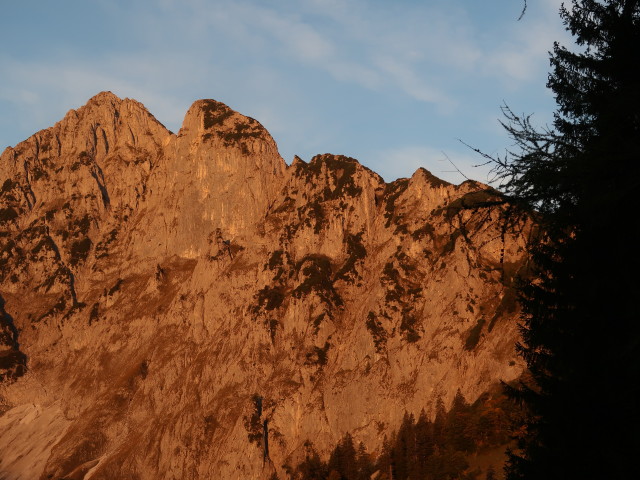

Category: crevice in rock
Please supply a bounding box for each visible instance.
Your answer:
[90,162,111,209]
[263,418,269,463]
[21,160,36,208]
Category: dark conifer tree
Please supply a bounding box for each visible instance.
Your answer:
[486,465,497,480]
[327,433,358,480]
[447,389,474,453]
[432,397,447,450]
[414,409,435,478]
[391,413,415,480]
[355,442,375,480]
[295,441,328,480]
[376,436,394,480]
[486,1,640,478]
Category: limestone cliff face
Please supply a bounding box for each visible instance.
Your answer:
[0,93,528,480]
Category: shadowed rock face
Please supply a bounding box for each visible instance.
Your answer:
[0,92,529,480]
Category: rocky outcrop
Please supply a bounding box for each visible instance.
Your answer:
[0,93,529,479]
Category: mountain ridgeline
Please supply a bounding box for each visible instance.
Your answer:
[0,92,528,479]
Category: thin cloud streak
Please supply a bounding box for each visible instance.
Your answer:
[0,0,568,182]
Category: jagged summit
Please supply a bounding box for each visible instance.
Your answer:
[177,98,277,159]
[411,166,452,188]
[0,93,529,480]
[86,90,121,104]
[62,90,170,133]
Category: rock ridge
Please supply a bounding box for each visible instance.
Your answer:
[0,93,529,480]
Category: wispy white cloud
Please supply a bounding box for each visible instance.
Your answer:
[30,0,560,119]
[484,0,570,85]
[325,61,382,90]
[258,11,335,61]
[0,0,571,181]
[486,23,561,83]
[0,55,189,134]
[158,0,459,110]
[373,56,455,111]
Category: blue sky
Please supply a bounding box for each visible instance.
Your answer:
[0,0,569,184]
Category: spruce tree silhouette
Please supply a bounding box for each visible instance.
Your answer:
[481,1,640,478]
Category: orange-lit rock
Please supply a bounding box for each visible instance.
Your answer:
[0,93,528,479]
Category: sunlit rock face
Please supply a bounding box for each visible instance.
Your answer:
[0,92,528,480]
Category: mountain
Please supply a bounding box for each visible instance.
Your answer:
[0,92,528,479]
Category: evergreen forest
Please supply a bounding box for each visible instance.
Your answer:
[287,389,520,480]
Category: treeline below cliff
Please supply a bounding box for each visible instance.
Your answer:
[283,388,520,480]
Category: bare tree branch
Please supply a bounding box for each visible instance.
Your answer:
[441,151,471,181]
[518,0,528,21]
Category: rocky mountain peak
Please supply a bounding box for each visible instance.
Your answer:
[0,93,530,480]
[60,90,171,149]
[177,98,276,155]
[87,90,121,103]
[81,90,123,113]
